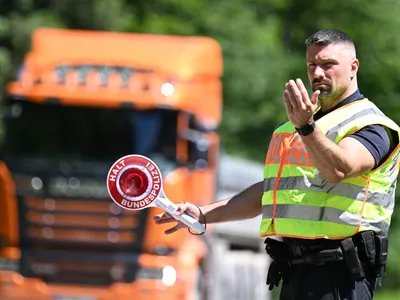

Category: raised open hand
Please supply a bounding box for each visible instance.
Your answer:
[283,78,320,128]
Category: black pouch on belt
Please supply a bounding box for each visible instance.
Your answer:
[374,234,388,278]
[340,237,365,280]
[356,231,376,268]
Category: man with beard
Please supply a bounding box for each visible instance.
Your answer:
[153,28,400,299]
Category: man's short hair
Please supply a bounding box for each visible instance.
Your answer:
[305,28,356,57]
[305,28,354,47]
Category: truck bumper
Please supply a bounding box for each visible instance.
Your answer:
[0,252,198,300]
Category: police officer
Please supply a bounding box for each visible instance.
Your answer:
[153,28,400,300]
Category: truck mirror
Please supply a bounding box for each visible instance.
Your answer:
[180,129,210,170]
[189,138,209,169]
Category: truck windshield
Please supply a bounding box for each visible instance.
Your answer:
[0,100,178,170]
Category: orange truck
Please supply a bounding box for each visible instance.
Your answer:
[0,27,223,299]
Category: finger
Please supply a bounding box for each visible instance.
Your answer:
[310,90,320,106]
[165,224,182,235]
[153,212,172,220]
[286,81,300,109]
[287,80,306,110]
[295,78,312,106]
[285,82,298,110]
[153,213,174,223]
[153,216,176,225]
[174,202,190,216]
[283,90,294,115]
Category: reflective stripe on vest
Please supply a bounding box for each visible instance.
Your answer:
[259,99,400,240]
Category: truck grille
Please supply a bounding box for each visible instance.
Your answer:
[20,249,140,286]
[17,195,148,286]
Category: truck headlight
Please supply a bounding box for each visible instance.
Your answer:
[161,265,176,286]
[160,83,174,97]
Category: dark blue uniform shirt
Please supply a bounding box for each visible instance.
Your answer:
[313,89,393,169]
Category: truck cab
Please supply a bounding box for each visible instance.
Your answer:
[0,27,223,299]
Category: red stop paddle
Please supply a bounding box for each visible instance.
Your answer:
[106,154,206,234]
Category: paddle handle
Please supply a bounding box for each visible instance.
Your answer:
[156,196,206,234]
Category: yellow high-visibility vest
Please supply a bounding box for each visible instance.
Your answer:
[259,99,400,240]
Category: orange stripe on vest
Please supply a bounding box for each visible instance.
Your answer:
[265,133,312,167]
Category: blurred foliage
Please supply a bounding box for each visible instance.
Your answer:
[1,0,400,296]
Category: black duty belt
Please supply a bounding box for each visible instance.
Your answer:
[286,239,343,265]
[265,231,388,290]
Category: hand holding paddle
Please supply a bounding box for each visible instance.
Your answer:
[106,154,206,234]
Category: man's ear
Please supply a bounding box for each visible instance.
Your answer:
[350,59,359,80]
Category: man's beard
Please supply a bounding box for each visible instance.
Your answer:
[316,85,347,104]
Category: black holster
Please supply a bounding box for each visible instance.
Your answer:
[341,231,388,284]
[264,238,291,290]
[340,237,365,280]
[373,234,388,278]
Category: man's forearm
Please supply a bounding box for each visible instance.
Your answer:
[200,181,264,224]
[301,127,354,182]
